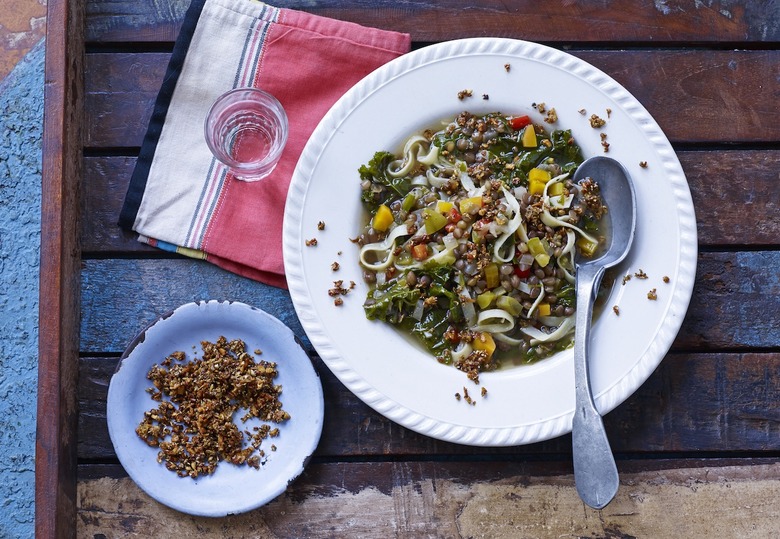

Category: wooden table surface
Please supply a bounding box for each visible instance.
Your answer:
[38,0,779,537]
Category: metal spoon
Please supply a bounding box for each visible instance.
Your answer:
[571,156,637,509]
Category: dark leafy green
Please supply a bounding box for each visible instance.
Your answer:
[359,151,411,213]
[364,265,461,357]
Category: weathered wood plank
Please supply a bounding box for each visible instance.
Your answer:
[81,149,780,253]
[83,50,780,147]
[78,352,780,459]
[37,0,84,537]
[78,255,780,354]
[76,462,780,538]
[84,0,780,43]
[79,259,304,353]
[81,156,156,253]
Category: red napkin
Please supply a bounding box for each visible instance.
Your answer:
[119,0,411,288]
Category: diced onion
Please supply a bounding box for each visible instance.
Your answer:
[460,286,477,326]
[412,299,425,321]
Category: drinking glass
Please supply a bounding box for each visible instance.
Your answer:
[204,88,289,181]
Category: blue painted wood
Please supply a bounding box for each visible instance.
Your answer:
[80,259,307,354]
[0,39,44,539]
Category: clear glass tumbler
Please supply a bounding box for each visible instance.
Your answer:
[204,88,289,181]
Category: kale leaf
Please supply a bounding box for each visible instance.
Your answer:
[359,151,411,213]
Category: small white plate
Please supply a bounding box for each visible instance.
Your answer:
[107,300,324,516]
[283,38,697,447]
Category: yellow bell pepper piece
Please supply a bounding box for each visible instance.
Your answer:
[521,125,537,148]
[528,167,551,196]
[484,263,499,289]
[372,204,394,232]
[459,196,483,215]
[537,303,551,317]
[435,200,454,214]
[526,237,551,268]
[548,181,564,196]
[472,332,496,358]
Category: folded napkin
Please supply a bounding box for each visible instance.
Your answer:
[119,0,411,288]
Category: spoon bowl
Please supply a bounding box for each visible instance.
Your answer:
[570,156,637,509]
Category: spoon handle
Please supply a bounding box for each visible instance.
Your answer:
[572,263,619,509]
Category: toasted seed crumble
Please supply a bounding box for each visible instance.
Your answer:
[136,336,290,478]
[589,114,606,128]
[647,288,658,300]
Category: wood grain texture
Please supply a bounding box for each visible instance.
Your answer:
[81,149,780,253]
[77,255,778,354]
[76,462,780,538]
[37,0,84,537]
[83,50,780,148]
[78,351,780,460]
[84,0,780,43]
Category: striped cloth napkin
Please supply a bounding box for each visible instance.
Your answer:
[119,0,411,288]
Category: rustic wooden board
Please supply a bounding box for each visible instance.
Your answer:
[44,0,779,536]
[83,50,780,148]
[78,351,780,460]
[80,149,780,253]
[84,0,780,43]
[37,0,84,537]
[76,462,780,538]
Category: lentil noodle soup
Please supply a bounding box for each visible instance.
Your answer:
[356,111,606,382]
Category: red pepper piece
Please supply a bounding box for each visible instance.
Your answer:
[509,115,531,130]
